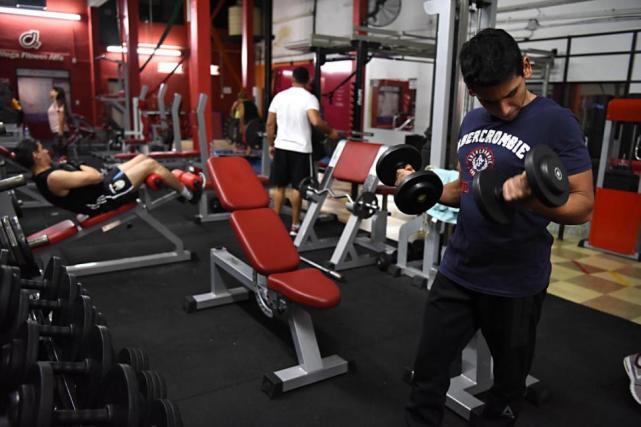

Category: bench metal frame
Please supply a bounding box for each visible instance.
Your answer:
[186,246,348,394]
[294,140,393,271]
[38,190,191,277]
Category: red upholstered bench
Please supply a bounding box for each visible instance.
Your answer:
[27,220,78,247]
[268,269,340,309]
[0,146,15,159]
[79,202,138,228]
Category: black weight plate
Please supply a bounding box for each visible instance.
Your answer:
[60,295,94,361]
[472,168,514,224]
[350,192,379,219]
[394,171,443,215]
[376,145,422,186]
[0,226,14,264]
[15,322,39,387]
[77,325,114,407]
[0,266,13,326]
[10,384,37,427]
[119,347,150,373]
[1,218,23,270]
[298,176,319,199]
[99,364,140,427]
[244,118,265,149]
[0,248,9,265]
[32,362,54,427]
[524,145,569,208]
[8,217,37,278]
[41,257,63,300]
[150,399,184,427]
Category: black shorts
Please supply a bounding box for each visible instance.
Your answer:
[270,148,313,190]
[98,167,137,211]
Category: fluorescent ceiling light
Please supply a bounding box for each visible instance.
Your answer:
[107,45,182,57]
[210,65,220,76]
[0,6,81,21]
[158,62,184,74]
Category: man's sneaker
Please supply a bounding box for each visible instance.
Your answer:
[623,353,641,405]
[289,223,300,237]
[189,172,207,205]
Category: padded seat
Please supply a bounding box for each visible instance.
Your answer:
[230,208,299,275]
[207,157,269,210]
[268,268,340,309]
[27,220,77,246]
[79,202,137,228]
[376,185,395,196]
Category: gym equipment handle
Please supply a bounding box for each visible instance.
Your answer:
[0,175,27,192]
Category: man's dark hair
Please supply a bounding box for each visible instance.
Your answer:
[292,67,310,84]
[14,138,39,169]
[459,28,524,89]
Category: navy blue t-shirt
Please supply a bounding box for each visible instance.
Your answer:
[439,96,592,297]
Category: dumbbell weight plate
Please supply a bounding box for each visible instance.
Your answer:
[1,218,24,272]
[0,224,15,265]
[298,176,319,200]
[472,167,515,224]
[376,144,422,186]
[76,325,115,406]
[0,248,9,265]
[8,216,39,278]
[394,171,443,215]
[0,267,13,327]
[525,145,569,208]
[57,295,94,361]
[349,192,379,219]
[2,321,39,390]
[97,364,141,427]
[118,347,150,373]
[150,399,184,427]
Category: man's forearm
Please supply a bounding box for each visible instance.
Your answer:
[439,179,461,208]
[523,192,593,225]
[266,125,275,146]
[313,121,333,136]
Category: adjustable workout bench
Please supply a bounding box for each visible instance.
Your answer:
[25,173,192,277]
[295,139,395,270]
[185,156,349,396]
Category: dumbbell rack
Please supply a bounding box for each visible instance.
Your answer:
[0,252,184,426]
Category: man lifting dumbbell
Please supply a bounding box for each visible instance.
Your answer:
[13,139,202,215]
[387,29,594,427]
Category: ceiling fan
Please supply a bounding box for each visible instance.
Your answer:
[368,0,402,27]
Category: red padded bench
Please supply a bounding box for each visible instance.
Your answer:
[186,155,348,395]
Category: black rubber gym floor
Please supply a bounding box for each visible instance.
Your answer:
[20,201,641,426]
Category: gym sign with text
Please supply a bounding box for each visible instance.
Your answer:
[0,30,66,62]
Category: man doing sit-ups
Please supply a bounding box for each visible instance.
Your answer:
[14,138,201,215]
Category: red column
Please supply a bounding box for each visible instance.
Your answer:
[188,0,213,152]
[87,5,100,126]
[242,0,254,90]
[353,0,367,33]
[119,0,140,128]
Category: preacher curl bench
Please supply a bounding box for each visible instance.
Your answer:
[185,156,349,396]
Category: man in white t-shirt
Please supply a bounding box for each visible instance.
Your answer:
[266,67,338,236]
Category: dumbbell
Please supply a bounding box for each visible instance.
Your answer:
[118,347,151,374]
[472,145,569,224]
[5,362,141,426]
[376,145,444,215]
[0,289,95,361]
[298,176,320,201]
[0,216,40,279]
[0,266,84,335]
[0,323,113,405]
[149,399,184,427]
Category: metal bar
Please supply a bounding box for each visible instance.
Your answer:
[299,256,343,281]
[263,0,273,116]
[171,93,182,151]
[497,0,592,14]
[626,32,638,95]
[242,0,255,89]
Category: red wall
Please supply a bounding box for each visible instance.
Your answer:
[0,0,243,140]
[0,0,91,139]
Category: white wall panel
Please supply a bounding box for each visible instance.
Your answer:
[567,55,629,81]
[571,33,633,55]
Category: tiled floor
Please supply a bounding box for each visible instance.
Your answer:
[549,237,641,325]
